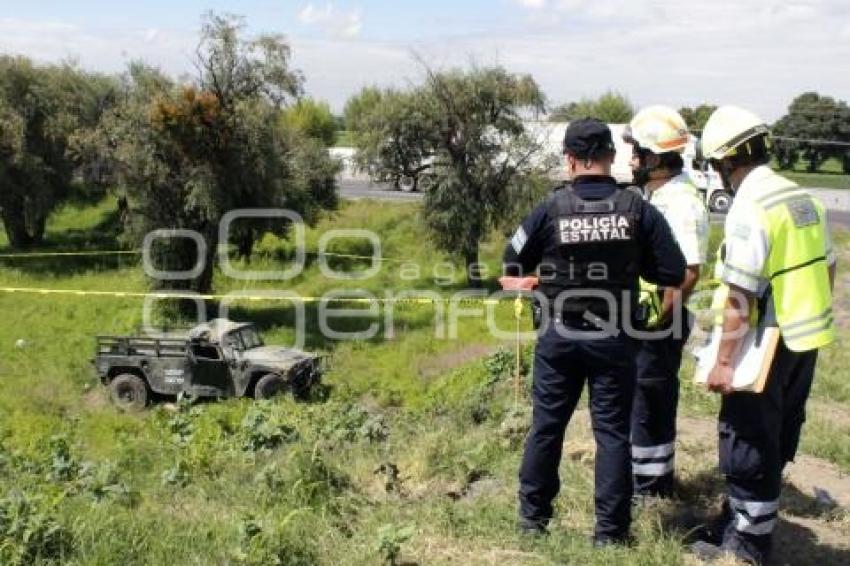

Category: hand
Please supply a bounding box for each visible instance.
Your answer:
[499,276,539,292]
[707,362,735,395]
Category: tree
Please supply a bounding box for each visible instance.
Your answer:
[773,92,850,173]
[350,89,439,188]
[679,104,716,132]
[0,57,115,248]
[279,98,337,146]
[343,86,385,135]
[549,90,634,123]
[354,66,547,286]
[95,14,338,294]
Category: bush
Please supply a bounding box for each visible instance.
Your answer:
[233,512,318,566]
[0,491,74,564]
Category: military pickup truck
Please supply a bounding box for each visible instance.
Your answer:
[94,319,322,411]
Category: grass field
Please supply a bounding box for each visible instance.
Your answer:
[774,157,850,190]
[0,198,847,564]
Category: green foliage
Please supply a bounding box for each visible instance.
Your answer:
[91,13,338,293]
[0,198,848,563]
[0,56,116,249]
[234,512,318,565]
[320,403,389,444]
[348,87,438,187]
[376,524,415,566]
[240,404,299,452]
[343,86,385,135]
[356,66,547,285]
[0,492,74,565]
[773,92,850,173]
[550,90,634,123]
[679,104,717,131]
[279,98,337,146]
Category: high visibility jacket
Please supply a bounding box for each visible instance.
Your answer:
[714,167,835,352]
[639,174,710,328]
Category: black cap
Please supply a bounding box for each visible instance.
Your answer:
[563,118,616,159]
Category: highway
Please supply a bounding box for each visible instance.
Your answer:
[338,179,850,227]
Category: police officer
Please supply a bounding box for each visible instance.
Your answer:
[622,106,710,498]
[502,118,686,545]
[692,106,837,565]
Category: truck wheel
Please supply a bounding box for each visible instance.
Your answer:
[254,373,288,400]
[709,190,733,214]
[109,373,149,411]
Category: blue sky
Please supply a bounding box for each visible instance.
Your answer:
[2,1,849,119]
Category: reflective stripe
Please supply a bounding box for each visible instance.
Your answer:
[632,460,674,477]
[729,497,779,517]
[779,308,832,332]
[632,443,674,459]
[782,316,834,341]
[723,262,764,281]
[760,191,811,210]
[511,227,528,254]
[755,185,802,207]
[735,515,777,535]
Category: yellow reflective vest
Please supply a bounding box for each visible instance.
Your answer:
[713,173,835,352]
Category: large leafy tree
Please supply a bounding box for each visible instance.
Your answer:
[352,66,548,286]
[95,14,337,293]
[349,88,439,188]
[0,57,115,248]
[549,90,634,123]
[773,92,850,173]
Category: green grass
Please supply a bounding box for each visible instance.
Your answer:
[773,157,850,189]
[0,198,846,564]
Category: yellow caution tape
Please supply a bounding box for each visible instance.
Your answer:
[0,250,139,258]
[0,248,420,264]
[0,286,525,306]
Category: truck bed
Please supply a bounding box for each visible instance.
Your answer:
[96,336,188,358]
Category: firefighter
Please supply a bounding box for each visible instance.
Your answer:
[692,105,837,565]
[623,106,709,497]
[502,118,686,545]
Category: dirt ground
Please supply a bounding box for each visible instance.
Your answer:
[564,410,850,565]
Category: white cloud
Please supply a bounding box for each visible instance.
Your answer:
[513,0,548,8]
[1,1,848,120]
[298,3,362,39]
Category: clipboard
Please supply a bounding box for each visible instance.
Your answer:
[694,324,780,393]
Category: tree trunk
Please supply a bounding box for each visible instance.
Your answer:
[29,212,47,246]
[464,239,481,289]
[1,210,34,249]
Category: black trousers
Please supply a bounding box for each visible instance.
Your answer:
[518,321,638,539]
[631,309,693,496]
[718,338,818,556]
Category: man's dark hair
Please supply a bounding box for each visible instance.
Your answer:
[657,151,684,172]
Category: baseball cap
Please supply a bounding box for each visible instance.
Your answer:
[563,118,616,159]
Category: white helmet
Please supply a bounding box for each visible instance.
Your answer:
[700,105,769,160]
[623,105,689,154]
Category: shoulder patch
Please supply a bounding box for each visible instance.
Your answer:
[787,198,819,228]
[511,227,528,254]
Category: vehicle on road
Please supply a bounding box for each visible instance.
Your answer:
[94,319,322,411]
[332,121,734,211]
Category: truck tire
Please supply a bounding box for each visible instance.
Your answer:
[109,373,149,411]
[709,190,733,214]
[254,373,288,400]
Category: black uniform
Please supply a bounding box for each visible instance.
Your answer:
[504,175,686,542]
